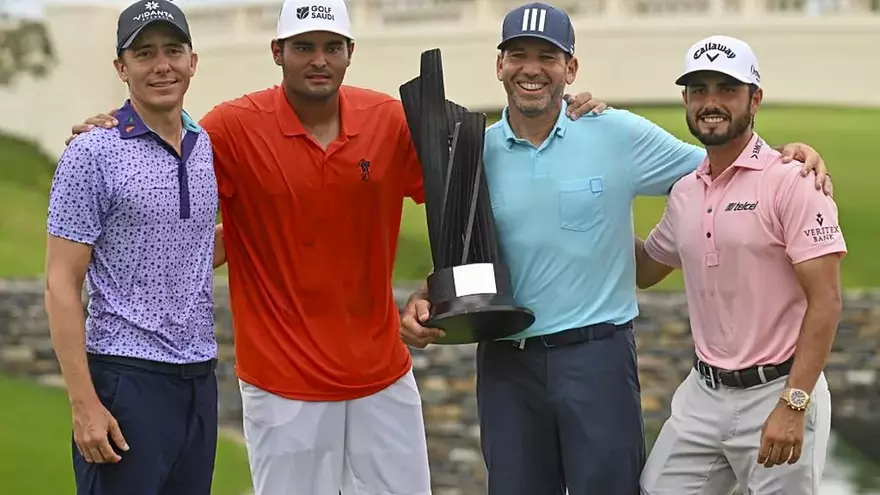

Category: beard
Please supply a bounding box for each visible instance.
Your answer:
[686,107,752,146]
[503,78,565,117]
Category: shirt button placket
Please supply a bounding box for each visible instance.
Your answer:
[703,189,719,268]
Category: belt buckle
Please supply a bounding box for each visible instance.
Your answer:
[539,335,557,349]
[699,361,719,389]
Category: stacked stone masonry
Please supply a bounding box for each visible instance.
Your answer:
[1,279,878,494]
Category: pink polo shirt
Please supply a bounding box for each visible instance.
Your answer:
[644,133,846,371]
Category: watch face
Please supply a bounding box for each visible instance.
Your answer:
[789,389,809,408]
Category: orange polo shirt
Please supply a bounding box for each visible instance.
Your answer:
[199,85,425,401]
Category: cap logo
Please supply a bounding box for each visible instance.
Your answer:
[750,65,761,83]
[133,2,174,22]
[296,5,335,21]
[520,8,547,32]
[693,42,736,62]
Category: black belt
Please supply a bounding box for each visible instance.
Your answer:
[694,355,794,390]
[506,321,632,350]
[88,353,217,378]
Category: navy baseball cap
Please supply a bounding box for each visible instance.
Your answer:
[498,2,575,55]
[116,0,192,55]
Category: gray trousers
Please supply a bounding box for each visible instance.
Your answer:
[640,369,831,495]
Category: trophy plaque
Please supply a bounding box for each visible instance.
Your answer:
[399,48,535,345]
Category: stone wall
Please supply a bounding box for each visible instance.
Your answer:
[2,279,879,494]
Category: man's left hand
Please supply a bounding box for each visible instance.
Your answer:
[564,92,609,120]
[778,143,833,196]
[757,401,806,468]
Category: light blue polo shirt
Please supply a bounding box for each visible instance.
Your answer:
[482,102,705,339]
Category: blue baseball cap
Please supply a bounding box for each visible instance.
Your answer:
[498,2,575,55]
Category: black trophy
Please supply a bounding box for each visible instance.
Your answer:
[399,48,535,345]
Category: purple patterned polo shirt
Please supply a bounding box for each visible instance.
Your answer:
[47,100,218,364]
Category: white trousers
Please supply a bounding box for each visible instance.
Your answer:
[239,369,432,495]
[641,369,831,495]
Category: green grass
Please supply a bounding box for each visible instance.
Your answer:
[0,375,253,494]
[3,106,879,288]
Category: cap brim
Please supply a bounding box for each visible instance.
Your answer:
[675,68,755,87]
[276,27,354,43]
[119,20,191,53]
[498,34,572,54]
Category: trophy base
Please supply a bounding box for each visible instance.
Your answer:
[426,293,536,345]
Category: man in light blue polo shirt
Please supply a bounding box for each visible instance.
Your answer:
[400,3,830,494]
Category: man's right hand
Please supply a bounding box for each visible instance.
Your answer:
[65,111,119,146]
[71,397,129,464]
[400,290,445,348]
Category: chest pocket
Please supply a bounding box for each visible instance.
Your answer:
[558,177,606,232]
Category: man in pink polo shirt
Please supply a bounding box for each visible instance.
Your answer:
[635,35,846,494]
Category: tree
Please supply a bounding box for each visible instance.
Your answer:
[0,0,55,85]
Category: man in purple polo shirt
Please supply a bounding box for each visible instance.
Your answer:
[43,1,223,494]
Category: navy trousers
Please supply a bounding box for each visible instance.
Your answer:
[476,324,646,495]
[73,355,219,495]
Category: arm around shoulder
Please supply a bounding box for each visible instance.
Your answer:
[622,110,705,197]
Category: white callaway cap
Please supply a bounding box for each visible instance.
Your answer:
[676,35,761,88]
[276,0,353,41]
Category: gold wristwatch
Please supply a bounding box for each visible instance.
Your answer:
[781,387,811,411]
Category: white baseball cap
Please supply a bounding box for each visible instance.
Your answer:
[675,35,761,88]
[276,0,353,41]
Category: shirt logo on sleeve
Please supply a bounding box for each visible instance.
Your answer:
[725,201,758,212]
[803,212,840,242]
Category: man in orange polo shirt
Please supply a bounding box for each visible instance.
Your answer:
[64,0,605,492]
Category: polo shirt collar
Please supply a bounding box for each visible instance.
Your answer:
[275,85,360,138]
[695,131,770,178]
[115,99,201,139]
[500,100,569,149]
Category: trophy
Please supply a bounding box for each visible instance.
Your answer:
[399,48,535,345]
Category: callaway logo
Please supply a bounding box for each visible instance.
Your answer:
[296,5,335,21]
[693,42,736,62]
[750,65,761,83]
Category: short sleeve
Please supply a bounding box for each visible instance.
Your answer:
[777,169,847,264]
[47,139,110,245]
[644,203,682,268]
[199,105,236,199]
[622,110,706,197]
[396,113,425,205]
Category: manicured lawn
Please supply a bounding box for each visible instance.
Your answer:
[0,375,253,495]
[2,105,878,288]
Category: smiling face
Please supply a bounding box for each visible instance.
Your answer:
[113,23,197,113]
[496,37,577,117]
[271,31,353,102]
[682,71,762,146]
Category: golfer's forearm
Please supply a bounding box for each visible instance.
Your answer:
[213,223,226,269]
[786,301,840,393]
[634,236,673,289]
[45,284,97,405]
